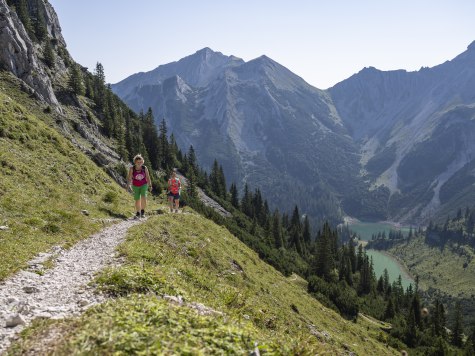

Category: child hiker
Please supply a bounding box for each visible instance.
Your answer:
[167,169,181,213]
[127,154,152,219]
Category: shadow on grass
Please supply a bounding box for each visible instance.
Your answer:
[99,207,129,220]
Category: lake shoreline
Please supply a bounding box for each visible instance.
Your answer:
[367,248,414,285]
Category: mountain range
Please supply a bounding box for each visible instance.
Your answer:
[112,43,475,224]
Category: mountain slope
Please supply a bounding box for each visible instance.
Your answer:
[7,211,398,355]
[330,42,475,223]
[113,49,389,224]
[114,43,475,224]
[0,72,133,281]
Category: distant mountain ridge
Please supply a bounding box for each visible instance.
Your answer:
[112,43,475,224]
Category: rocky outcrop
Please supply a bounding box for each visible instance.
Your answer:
[0,0,58,105]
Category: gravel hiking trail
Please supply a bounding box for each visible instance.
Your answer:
[0,218,142,354]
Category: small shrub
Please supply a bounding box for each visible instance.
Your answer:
[95,266,166,297]
[103,191,118,204]
[43,223,60,233]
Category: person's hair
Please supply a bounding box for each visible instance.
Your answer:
[133,154,144,163]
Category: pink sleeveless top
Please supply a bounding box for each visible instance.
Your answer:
[132,166,147,187]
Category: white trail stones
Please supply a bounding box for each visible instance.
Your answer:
[0,219,142,354]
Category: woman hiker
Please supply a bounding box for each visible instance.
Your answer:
[167,169,181,213]
[127,154,152,219]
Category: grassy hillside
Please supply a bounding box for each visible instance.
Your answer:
[388,236,475,297]
[387,235,475,326]
[0,72,142,280]
[8,209,398,355]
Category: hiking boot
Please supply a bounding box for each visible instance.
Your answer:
[175,209,179,213]
[133,214,140,220]
[141,213,146,218]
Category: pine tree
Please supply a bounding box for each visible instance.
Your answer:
[218,164,227,198]
[158,118,170,169]
[142,108,160,169]
[315,222,334,280]
[405,304,418,347]
[84,74,94,99]
[348,242,356,273]
[241,183,252,217]
[230,183,239,208]
[34,0,47,42]
[356,244,364,271]
[272,210,284,249]
[69,64,85,95]
[187,145,197,174]
[384,298,395,320]
[16,0,34,36]
[187,169,198,199]
[411,293,422,328]
[43,39,55,68]
[303,215,311,245]
[289,206,304,254]
[93,62,106,111]
[210,159,221,197]
[451,301,464,347]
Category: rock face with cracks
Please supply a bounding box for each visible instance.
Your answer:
[0,0,61,106]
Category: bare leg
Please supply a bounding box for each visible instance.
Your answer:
[175,199,180,212]
[141,195,147,211]
[168,196,174,212]
[135,199,141,213]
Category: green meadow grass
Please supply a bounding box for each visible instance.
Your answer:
[0,73,145,280]
[387,236,475,299]
[9,211,400,355]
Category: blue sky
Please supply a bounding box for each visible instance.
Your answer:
[49,0,475,89]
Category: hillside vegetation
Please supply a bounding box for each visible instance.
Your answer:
[7,210,398,355]
[0,72,137,280]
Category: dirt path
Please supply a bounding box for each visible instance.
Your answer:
[0,218,142,354]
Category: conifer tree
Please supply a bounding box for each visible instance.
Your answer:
[210,159,220,196]
[230,183,239,208]
[16,0,33,36]
[384,297,395,320]
[348,242,356,273]
[405,303,418,347]
[303,215,311,245]
[289,206,304,254]
[187,145,197,174]
[169,133,179,168]
[84,74,95,99]
[315,222,334,280]
[69,64,85,95]
[241,183,252,217]
[218,164,227,198]
[356,244,364,271]
[43,39,55,68]
[34,0,47,42]
[451,301,464,347]
[187,169,198,199]
[272,209,283,249]
[142,108,160,169]
[158,119,170,169]
[93,62,106,111]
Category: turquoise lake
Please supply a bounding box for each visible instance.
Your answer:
[347,220,414,289]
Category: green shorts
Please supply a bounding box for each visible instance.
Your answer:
[132,184,148,200]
